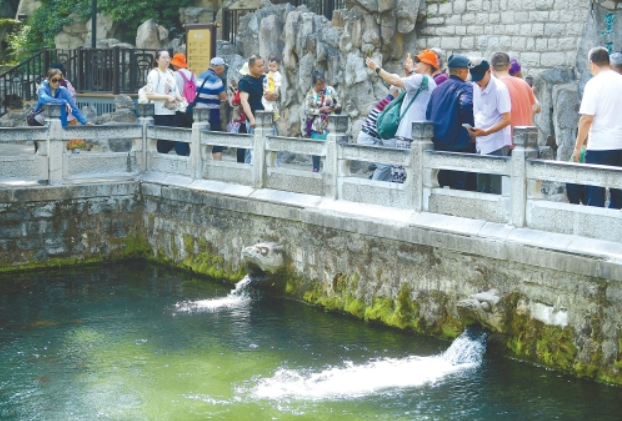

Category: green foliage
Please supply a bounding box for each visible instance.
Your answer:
[10,0,196,61]
[0,18,22,64]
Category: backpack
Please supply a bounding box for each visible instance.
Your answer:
[376,75,429,140]
[178,70,197,103]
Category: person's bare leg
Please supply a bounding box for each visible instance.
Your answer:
[212,152,223,161]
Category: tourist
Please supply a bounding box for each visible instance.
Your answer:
[304,71,341,173]
[50,63,79,126]
[34,68,92,128]
[196,57,228,161]
[365,50,437,183]
[431,48,449,86]
[262,55,282,121]
[610,52,622,74]
[490,52,540,131]
[509,58,522,78]
[571,46,622,208]
[425,54,476,190]
[356,85,400,181]
[239,55,279,163]
[146,49,187,156]
[230,63,250,163]
[170,53,197,128]
[467,58,512,194]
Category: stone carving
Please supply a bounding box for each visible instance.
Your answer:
[457,289,508,333]
[241,242,285,274]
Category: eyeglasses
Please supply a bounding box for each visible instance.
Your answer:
[50,78,62,83]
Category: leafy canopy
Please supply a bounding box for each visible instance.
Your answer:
[10,0,196,60]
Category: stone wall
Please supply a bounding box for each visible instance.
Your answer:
[417,0,589,77]
[0,183,146,269]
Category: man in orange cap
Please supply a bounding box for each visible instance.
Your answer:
[365,50,437,182]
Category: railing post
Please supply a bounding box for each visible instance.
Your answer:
[112,46,120,95]
[44,104,64,185]
[409,121,435,212]
[326,115,349,199]
[137,103,154,173]
[252,111,272,188]
[510,126,538,228]
[191,108,211,180]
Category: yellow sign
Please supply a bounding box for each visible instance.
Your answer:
[187,28,212,76]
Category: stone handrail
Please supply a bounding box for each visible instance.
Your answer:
[1,106,621,242]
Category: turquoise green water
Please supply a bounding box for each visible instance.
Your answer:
[0,263,621,420]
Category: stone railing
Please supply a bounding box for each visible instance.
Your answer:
[2,105,621,242]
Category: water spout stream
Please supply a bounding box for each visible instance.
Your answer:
[249,328,487,401]
[174,275,253,312]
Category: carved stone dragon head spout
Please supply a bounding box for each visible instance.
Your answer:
[457,289,508,333]
[241,242,285,275]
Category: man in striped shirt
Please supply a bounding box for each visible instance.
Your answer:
[356,86,399,181]
[196,57,228,160]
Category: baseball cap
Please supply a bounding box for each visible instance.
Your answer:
[414,50,440,69]
[447,54,471,68]
[469,59,490,82]
[509,58,521,76]
[210,57,225,66]
[170,53,187,68]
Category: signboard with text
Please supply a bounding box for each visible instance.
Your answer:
[185,24,217,76]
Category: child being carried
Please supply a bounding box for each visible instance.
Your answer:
[262,55,282,120]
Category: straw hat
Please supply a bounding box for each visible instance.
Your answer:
[170,53,187,68]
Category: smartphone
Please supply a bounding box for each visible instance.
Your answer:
[462,123,474,130]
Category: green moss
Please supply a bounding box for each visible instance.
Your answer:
[176,239,244,283]
[506,313,578,373]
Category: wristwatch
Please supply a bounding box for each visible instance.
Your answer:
[375,67,382,75]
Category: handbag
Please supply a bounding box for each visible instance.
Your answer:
[177,75,210,128]
[376,75,429,140]
[27,108,44,126]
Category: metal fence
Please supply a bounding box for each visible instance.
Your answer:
[221,0,346,43]
[1,47,154,118]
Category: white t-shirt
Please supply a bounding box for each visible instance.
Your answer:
[147,68,179,115]
[395,74,436,139]
[473,76,512,155]
[579,69,622,151]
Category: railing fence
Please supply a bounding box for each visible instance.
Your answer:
[1,105,621,243]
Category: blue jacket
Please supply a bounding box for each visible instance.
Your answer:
[35,81,88,125]
[425,75,475,152]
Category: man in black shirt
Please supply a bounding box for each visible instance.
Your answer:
[239,55,278,163]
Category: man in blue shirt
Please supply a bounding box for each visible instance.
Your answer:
[197,57,228,160]
[426,54,476,190]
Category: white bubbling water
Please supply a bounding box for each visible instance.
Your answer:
[251,329,487,401]
[174,276,253,312]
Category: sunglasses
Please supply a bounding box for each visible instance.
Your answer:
[50,78,63,83]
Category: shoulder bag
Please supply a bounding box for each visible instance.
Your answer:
[376,75,429,140]
[178,74,210,127]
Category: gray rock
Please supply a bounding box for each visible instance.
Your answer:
[135,19,163,50]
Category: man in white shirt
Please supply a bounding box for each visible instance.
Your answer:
[572,47,622,208]
[467,58,512,194]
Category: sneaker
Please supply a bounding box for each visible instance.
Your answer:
[312,168,319,173]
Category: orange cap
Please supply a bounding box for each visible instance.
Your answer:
[414,50,439,69]
[170,53,187,68]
